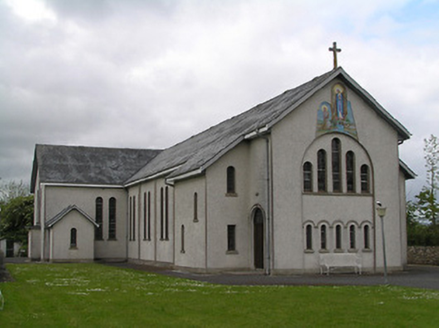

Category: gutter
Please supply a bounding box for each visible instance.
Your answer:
[124,165,183,188]
[165,167,204,186]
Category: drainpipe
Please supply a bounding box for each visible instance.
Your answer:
[257,129,271,275]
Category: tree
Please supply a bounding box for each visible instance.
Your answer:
[420,135,439,225]
[0,179,30,205]
[424,134,439,195]
[0,195,34,248]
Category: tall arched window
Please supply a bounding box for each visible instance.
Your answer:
[95,197,103,240]
[303,162,313,192]
[361,164,370,193]
[332,138,341,192]
[335,224,342,249]
[132,196,136,241]
[143,192,147,240]
[109,197,116,239]
[349,225,356,249]
[305,224,313,250]
[70,228,77,248]
[227,166,236,194]
[346,151,355,193]
[147,191,151,240]
[194,192,198,222]
[165,186,169,240]
[181,225,185,253]
[160,187,164,240]
[320,225,327,250]
[317,150,327,192]
[364,225,370,250]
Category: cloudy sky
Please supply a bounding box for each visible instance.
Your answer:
[1,0,438,197]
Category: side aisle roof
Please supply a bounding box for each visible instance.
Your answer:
[31,144,161,192]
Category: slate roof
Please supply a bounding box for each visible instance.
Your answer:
[31,144,161,192]
[45,204,98,228]
[126,67,411,185]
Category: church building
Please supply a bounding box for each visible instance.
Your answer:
[28,66,415,274]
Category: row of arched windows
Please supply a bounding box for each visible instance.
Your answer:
[95,197,117,240]
[305,223,371,252]
[303,138,370,193]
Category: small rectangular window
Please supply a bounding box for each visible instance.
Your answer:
[227,225,236,251]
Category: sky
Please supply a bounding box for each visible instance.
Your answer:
[1,0,438,198]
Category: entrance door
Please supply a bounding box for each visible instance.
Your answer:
[253,209,264,269]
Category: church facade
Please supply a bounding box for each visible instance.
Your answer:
[28,67,415,274]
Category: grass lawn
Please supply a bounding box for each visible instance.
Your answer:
[1,263,439,327]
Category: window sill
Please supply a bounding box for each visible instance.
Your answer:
[180,250,185,254]
[143,238,151,242]
[69,246,77,250]
[108,238,117,241]
[334,248,344,253]
[304,249,314,254]
[362,248,373,253]
[319,249,329,253]
[225,193,238,197]
[226,250,238,255]
[348,248,358,253]
[193,219,199,223]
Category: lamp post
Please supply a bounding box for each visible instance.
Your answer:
[376,204,388,284]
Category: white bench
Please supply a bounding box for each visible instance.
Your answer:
[319,253,362,275]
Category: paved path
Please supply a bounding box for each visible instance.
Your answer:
[105,262,439,291]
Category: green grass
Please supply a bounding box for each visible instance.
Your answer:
[1,263,439,327]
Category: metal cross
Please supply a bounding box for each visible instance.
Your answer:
[329,42,341,69]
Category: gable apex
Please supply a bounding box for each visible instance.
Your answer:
[46,205,98,229]
[126,68,411,185]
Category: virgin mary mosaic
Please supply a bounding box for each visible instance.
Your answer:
[316,83,358,139]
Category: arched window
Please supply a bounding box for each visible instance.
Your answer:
[361,165,370,193]
[147,192,151,240]
[70,228,77,248]
[95,197,103,240]
[335,224,342,250]
[364,225,370,250]
[303,162,313,192]
[332,138,341,192]
[143,192,147,240]
[305,224,313,250]
[194,192,198,222]
[346,151,355,193]
[132,196,136,241]
[317,150,327,192]
[109,197,116,239]
[320,225,327,250]
[160,187,164,240]
[227,166,236,194]
[181,225,185,253]
[165,186,169,240]
[349,225,356,249]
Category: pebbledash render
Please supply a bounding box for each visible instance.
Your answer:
[28,67,415,274]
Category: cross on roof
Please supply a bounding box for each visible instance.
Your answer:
[329,42,341,69]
